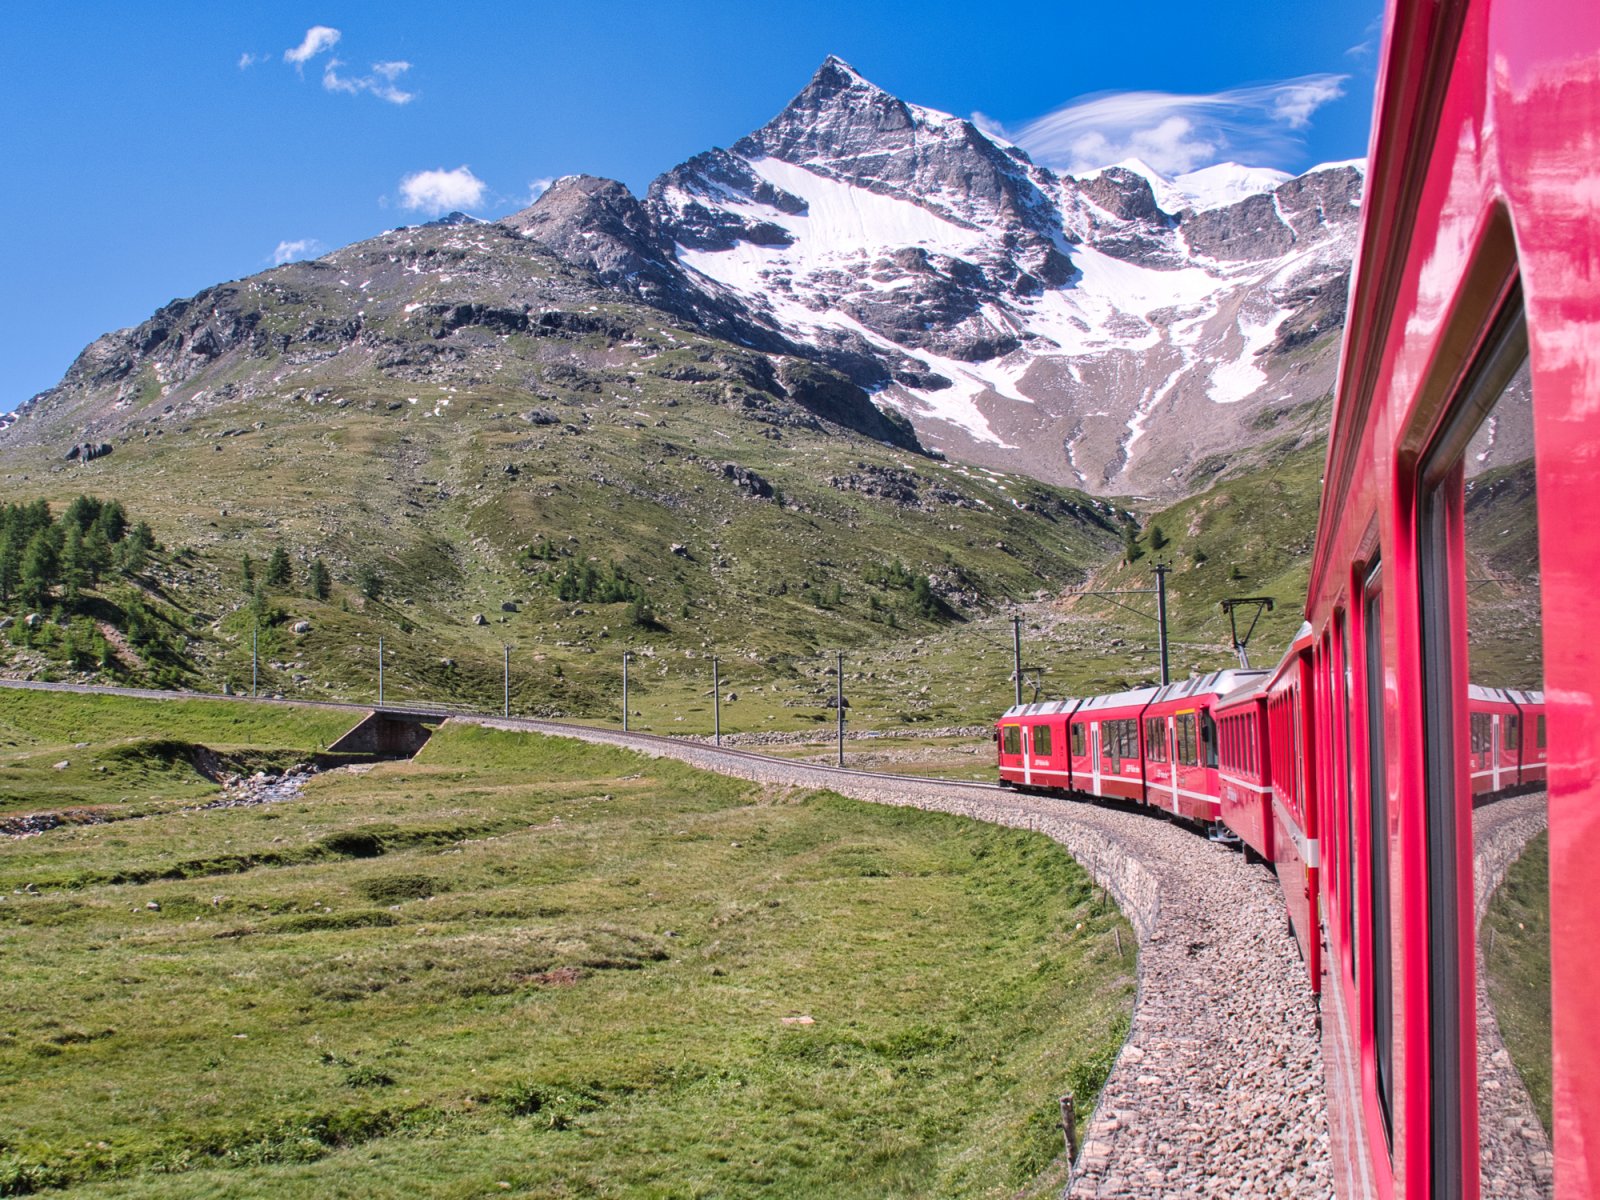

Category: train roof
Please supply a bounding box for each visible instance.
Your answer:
[1466,684,1545,706]
[1000,668,1270,719]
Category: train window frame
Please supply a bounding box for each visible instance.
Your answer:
[1338,608,1358,984]
[1363,564,1395,1154]
[1033,724,1052,757]
[1417,297,1531,1196]
[1001,725,1021,757]
[1071,723,1085,757]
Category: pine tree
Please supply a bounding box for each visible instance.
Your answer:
[307,557,331,601]
[265,546,292,588]
[241,554,254,589]
[83,525,112,585]
[62,495,101,533]
[93,500,127,544]
[60,525,88,603]
[20,530,58,608]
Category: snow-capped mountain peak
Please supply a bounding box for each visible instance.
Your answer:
[644,60,1363,494]
[1170,162,1294,212]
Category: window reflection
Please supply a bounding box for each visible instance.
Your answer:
[1463,357,1553,1197]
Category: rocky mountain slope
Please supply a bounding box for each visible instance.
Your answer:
[9,56,1359,503]
[648,57,1362,495]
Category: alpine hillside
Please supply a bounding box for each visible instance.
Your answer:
[0,57,1357,715]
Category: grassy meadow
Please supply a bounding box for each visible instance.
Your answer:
[0,694,1134,1198]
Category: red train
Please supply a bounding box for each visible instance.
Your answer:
[998,0,1598,1193]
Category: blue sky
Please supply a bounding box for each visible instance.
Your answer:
[2,1,1381,413]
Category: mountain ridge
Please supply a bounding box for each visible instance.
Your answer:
[6,56,1360,501]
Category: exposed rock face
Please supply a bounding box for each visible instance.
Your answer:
[4,57,1362,499]
[645,58,1363,495]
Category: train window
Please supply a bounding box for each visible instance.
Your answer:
[1033,725,1052,757]
[1145,718,1165,761]
[1418,303,1550,1195]
[1536,715,1545,749]
[1364,575,1395,1151]
[1175,713,1195,765]
[1339,610,1358,984]
[1202,712,1218,768]
[1071,723,1085,757]
[1001,725,1021,756]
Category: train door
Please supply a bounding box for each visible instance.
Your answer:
[1090,722,1102,794]
[1167,715,1180,812]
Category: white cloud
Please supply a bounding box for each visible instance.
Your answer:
[984,74,1349,176]
[284,26,340,67]
[273,238,324,266]
[238,51,267,69]
[527,177,556,204]
[323,58,415,104]
[399,166,487,215]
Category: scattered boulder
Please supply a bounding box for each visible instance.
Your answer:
[472,613,488,626]
[725,691,739,703]
[501,601,519,613]
[23,613,42,629]
[64,442,113,463]
[52,760,70,771]
[0,616,11,631]
[670,543,690,557]
[291,620,312,634]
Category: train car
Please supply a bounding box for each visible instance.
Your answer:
[1265,625,1321,994]
[1139,670,1266,823]
[1303,0,1597,1193]
[999,672,1263,815]
[1214,672,1275,863]
[1069,687,1154,803]
[995,698,1080,792]
[1465,685,1546,797]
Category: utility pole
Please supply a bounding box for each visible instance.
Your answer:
[622,652,630,732]
[378,636,385,705]
[1012,615,1023,707]
[1154,563,1171,686]
[503,645,511,717]
[251,624,258,698]
[1068,563,1174,685]
[713,656,721,746]
[836,651,845,768]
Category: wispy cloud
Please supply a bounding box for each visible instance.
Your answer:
[527,177,556,204]
[1346,13,1385,57]
[272,238,324,266]
[238,51,267,70]
[978,74,1349,176]
[284,26,341,68]
[324,58,415,104]
[399,166,487,215]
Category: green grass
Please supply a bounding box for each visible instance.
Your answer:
[1480,828,1552,1135]
[0,711,1134,1198]
[0,691,355,817]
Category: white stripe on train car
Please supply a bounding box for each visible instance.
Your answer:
[1217,771,1270,794]
[1272,794,1321,870]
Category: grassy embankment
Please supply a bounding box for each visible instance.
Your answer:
[1480,829,1553,1135]
[0,693,1134,1198]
